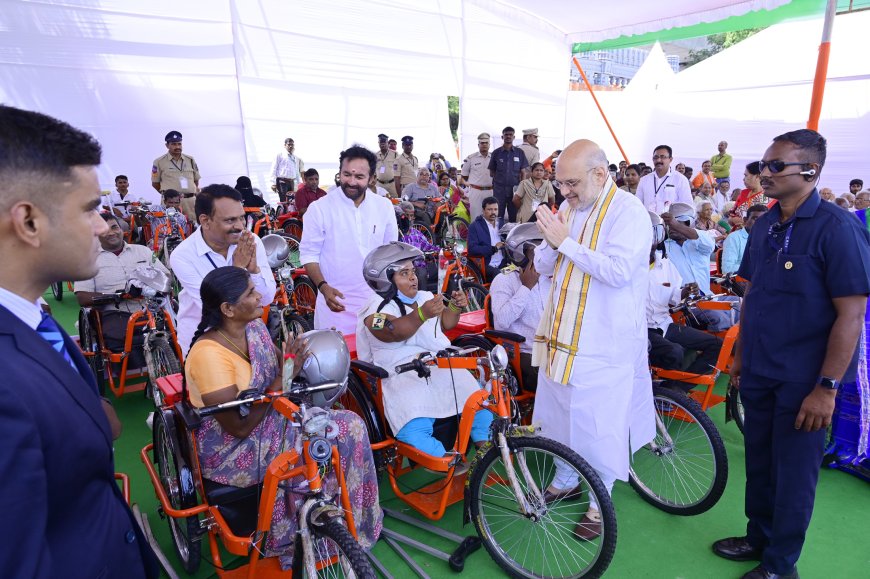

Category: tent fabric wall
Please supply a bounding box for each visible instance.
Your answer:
[566,11,870,193]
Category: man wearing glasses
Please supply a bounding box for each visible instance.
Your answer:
[713,129,870,579]
[636,144,693,214]
[531,139,655,541]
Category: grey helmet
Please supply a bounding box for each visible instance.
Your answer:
[504,223,544,266]
[648,211,666,246]
[262,234,290,269]
[669,202,696,229]
[362,241,423,296]
[296,329,350,408]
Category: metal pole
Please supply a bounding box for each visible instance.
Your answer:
[571,57,630,164]
[807,0,837,131]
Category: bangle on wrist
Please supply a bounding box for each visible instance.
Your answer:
[448,302,461,313]
[317,280,328,291]
[417,307,427,323]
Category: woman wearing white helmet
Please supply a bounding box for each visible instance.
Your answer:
[355,241,493,459]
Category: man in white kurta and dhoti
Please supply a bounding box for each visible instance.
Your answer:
[533,139,656,540]
[299,145,399,334]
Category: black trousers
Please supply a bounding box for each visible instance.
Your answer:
[740,372,826,575]
[519,352,538,392]
[493,185,517,223]
[648,325,722,389]
[275,178,294,203]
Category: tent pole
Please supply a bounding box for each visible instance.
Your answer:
[572,57,630,163]
[807,0,837,131]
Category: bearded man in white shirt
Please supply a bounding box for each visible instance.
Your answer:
[169,184,276,355]
[299,145,399,334]
[532,139,655,541]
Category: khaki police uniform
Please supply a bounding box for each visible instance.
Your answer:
[396,153,419,190]
[461,151,493,222]
[376,149,399,197]
[518,143,540,166]
[152,152,200,222]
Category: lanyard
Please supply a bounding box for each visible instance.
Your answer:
[766,221,795,255]
[170,157,184,172]
[653,174,670,196]
[206,254,219,269]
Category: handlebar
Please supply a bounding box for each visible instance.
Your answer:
[668,293,728,314]
[394,346,481,375]
[197,382,344,417]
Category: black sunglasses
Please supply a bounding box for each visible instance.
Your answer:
[757,160,804,174]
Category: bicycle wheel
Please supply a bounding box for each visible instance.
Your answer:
[51,281,64,301]
[292,275,318,323]
[629,385,728,515]
[468,436,616,579]
[77,309,105,395]
[462,256,486,286]
[293,518,376,579]
[153,410,201,574]
[448,215,470,242]
[412,221,434,245]
[144,335,182,406]
[459,281,488,312]
[281,310,311,345]
[728,387,745,434]
[283,233,302,268]
[283,217,304,240]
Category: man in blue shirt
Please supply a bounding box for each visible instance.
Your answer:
[488,126,529,223]
[712,130,870,579]
[721,203,768,273]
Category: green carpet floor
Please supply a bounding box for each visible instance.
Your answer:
[45,289,870,578]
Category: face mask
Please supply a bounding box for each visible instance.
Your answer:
[396,289,417,305]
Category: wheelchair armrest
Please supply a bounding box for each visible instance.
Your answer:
[174,400,202,430]
[351,359,389,379]
[484,329,526,343]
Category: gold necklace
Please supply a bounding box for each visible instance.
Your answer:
[216,329,250,361]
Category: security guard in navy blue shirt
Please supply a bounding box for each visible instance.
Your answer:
[488,126,529,223]
[712,129,870,579]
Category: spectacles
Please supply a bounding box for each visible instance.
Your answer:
[757,160,804,174]
[553,168,596,191]
[652,155,670,161]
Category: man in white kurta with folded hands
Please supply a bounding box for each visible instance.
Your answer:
[300,145,398,334]
[533,139,655,541]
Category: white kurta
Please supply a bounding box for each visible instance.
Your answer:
[299,188,399,334]
[532,190,655,484]
[355,292,480,434]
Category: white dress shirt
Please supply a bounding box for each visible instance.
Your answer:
[104,189,162,217]
[647,254,683,332]
[299,187,399,334]
[489,269,551,353]
[170,228,276,355]
[636,167,693,214]
[269,152,303,181]
[0,286,42,330]
[74,243,170,314]
[486,221,503,267]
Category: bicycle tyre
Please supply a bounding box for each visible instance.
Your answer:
[51,281,64,301]
[468,436,617,579]
[411,221,435,245]
[292,275,318,323]
[448,215,470,242]
[282,217,304,240]
[462,257,487,286]
[728,387,745,434]
[153,411,201,574]
[281,310,311,343]
[77,309,106,396]
[282,233,302,268]
[459,280,488,312]
[293,518,376,579]
[144,335,182,406]
[628,385,728,515]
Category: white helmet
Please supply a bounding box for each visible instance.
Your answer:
[648,211,666,246]
[504,223,544,266]
[362,241,423,296]
[669,202,696,229]
[262,234,290,269]
[296,329,350,408]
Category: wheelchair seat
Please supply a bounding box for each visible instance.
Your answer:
[202,479,264,539]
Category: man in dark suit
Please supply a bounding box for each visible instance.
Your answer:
[468,196,505,281]
[0,105,158,578]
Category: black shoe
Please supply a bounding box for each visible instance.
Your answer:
[712,536,763,562]
[741,564,799,579]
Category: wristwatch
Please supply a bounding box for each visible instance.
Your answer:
[817,376,839,390]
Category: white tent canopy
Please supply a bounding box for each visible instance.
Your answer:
[2,0,861,195]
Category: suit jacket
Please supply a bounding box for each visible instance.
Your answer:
[468,215,502,260]
[0,306,158,578]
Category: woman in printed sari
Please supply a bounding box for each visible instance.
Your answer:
[184,266,382,570]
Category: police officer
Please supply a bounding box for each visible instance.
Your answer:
[375,133,398,198]
[152,130,201,222]
[395,135,418,195]
[712,129,870,579]
[461,132,494,223]
[488,126,529,223]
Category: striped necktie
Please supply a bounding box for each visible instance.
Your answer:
[36,312,78,372]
